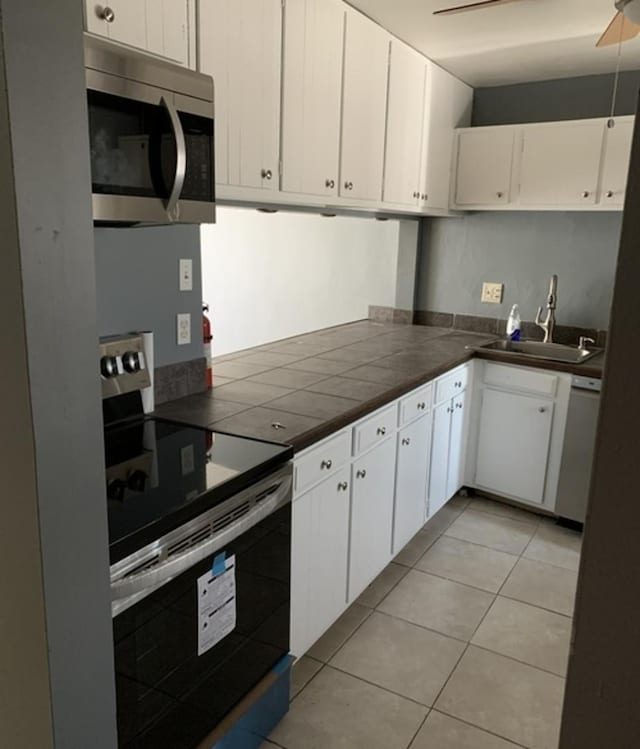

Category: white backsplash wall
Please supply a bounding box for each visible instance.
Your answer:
[201,207,400,356]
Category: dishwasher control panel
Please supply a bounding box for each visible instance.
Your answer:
[571,376,602,392]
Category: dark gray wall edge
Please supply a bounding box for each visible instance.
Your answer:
[3,1,117,746]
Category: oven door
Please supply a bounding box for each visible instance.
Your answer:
[87,70,215,225]
[111,469,291,749]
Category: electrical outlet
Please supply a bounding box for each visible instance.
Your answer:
[177,313,191,345]
[179,258,193,291]
[481,282,504,304]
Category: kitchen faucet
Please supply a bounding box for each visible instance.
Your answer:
[535,274,558,343]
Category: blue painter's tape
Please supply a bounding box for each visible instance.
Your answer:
[272,654,294,676]
[212,552,226,576]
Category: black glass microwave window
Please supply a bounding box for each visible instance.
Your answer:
[87,90,214,204]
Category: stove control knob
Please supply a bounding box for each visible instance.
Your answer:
[100,356,118,379]
[107,478,126,501]
[122,351,141,373]
[127,469,148,493]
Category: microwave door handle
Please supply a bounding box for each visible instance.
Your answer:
[110,473,292,604]
[161,95,186,218]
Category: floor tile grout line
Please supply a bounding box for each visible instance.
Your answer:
[497,591,574,620]
[400,561,516,598]
[468,642,569,680]
[405,710,432,749]
[428,708,530,749]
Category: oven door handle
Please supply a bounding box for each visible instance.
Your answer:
[161,95,186,220]
[110,473,292,603]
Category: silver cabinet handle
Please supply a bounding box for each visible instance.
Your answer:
[402,437,411,446]
[377,427,387,436]
[538,407,547,413]
[422,193,428,201]
[326,179,335,189]
[160,96,186,220]
[345,181,354,190]
[605,190,614,198]
[447,407,453,414]
[321,459,333,470]
[417,402,426,410]
[456,402,463,409]
[582,191,590,198]
[496,191,504,198]
[262,169,273,180]
[356,469,367,479]
[337,481,349,492]
[101,6,115,22]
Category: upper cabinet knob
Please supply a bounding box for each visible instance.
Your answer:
[261,169,273,181]
[606,190,614,198]
[345,181,354,191]
[582,191,590,198]
[496,191,504,199]
[325,179,335,189]
[422,193,428,201]
[101,6,115,22]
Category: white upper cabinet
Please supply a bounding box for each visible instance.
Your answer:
[599,116,635,207]
[382,41,426,207]
[84,1,192,66]
[419,64,472,211]
[281,0,345,198]
[199,0,282,191]
[519,121,604,207]
[339,9,390,202]
[453,127,515,206]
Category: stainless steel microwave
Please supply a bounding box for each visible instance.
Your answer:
[84,36,215,225]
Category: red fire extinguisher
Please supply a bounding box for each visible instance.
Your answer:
[203,303,213,389]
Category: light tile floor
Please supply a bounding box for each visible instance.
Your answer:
[263,495,581,749]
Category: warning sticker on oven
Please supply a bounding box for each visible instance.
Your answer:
[197,554,236,656]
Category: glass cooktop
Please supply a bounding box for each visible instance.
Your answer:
[105,417,292,564]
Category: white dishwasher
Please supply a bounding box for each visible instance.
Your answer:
[556,375,602,526]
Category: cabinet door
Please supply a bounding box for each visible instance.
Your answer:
[85,0,147,50]
[340,10,390,202]
[428,400,451,518]
[199,0,281,190]
[281,0,345,198]
[475,389,554,505]
[420,64,472,211]
[393,414,431,554]
[145,0,190,66]
[519,121,604,206]
[446,391,467,499]
[290,488,313,657]
[348,438,396,601]
[382,41,425,207]
[600,117,635,207]
[454,128,515,206]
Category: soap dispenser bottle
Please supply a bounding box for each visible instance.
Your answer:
[506,304,522,341]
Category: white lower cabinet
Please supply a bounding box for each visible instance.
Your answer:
[447,392,467,499]
[290,465,350,657]
[392,414,432,554]
[348,437,397,602]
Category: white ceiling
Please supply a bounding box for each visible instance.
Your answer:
[346,0,640,86]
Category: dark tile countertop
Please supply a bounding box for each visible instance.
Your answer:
[155,321,605,453]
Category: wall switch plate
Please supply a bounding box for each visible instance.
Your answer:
[177,313,191,345]
[179,258,193,292]
[481,282,504,304]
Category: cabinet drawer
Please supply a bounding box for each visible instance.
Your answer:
[435,366,468,405]
[294,430,351,494]
[353,404,396,456]
[398,383,432,426]
[483,362,558,397]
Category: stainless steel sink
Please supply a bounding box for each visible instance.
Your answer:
[468,339,600,365]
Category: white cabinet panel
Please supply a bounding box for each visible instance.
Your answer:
[281,0,345,198]
[393,415,431,554]
[290,466,350,657]
[340,9,390,202]
[446,392,467,499]
[85,0,147,50]
[454,128,515,206]
[199,0,281,190]
[428,399,451,518]
[519,121,604,206]
[475,389,554,505]
[600,117,635,207]
[383,41,426,207]
[420,64,472,211]
[348,437,396,601]
[145,0,189,65]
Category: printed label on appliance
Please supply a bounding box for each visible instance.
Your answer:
[197,555,236,656]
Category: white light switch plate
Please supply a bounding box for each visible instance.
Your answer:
[177,313,191,345]
[482,282,504,304]
[179,258,193,292]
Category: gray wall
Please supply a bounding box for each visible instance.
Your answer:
[473,70,640,126]
[95,225,203,367]
[1,0,117,746]
[418,212,621,329]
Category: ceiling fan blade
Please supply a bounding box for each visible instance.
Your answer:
[596,10,640,47]
[433,0,521,17]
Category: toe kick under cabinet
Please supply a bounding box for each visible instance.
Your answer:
[290,365,471,658]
